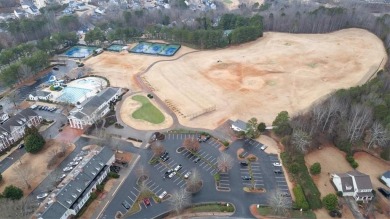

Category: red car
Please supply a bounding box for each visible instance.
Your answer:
[143,198,151,206]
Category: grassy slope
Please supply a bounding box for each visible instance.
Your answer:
[131,95,165,124]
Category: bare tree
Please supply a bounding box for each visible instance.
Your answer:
[0,196,37,219]
[366,122,390,149]
[13,164,34,189]
[186,168,202,194]
[291,129,311,153]
[17,64,32,83]
[47,148,59,168]
[268,189,290,216]
[7,90,20,109]
[168,189,191,215]
[183,137,200,152]
[217,153,234,173]
[347,104,372,143]
[151,141,165,156]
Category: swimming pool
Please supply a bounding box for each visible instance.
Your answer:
[56,87,92,104]
[130,42,181,56]
[63,46,98,58]
[107,44,125,52]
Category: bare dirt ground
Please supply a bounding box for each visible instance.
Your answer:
[84,44,195,90]
[119,94,173,130]
[145,28,386,129]
[0,140,75,197]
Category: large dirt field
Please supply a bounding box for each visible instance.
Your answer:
[146,28,386,129]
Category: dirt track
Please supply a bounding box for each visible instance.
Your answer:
[86,29,386,130]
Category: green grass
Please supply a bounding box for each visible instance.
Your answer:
[131,95,165,124]
[191,204,234,213]
[223,0,233,3]
[257,207,316,219]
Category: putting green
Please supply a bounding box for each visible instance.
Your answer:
[131,95,165,124]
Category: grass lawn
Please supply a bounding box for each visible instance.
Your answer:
[223,0,233,3]
[257,207,316,219]
[131,95,165,124]
[191,204,234,213]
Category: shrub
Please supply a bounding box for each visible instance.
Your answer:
[24,130,45,154]
[222,141,229,147]
[108,172,120,178]
[346,155,359,169]
[293,185,310,210]
[90,192,98,200]
[0,173,2,182]
[351,161,359,169]
[322,193,338,211]
[380,146,390,160]
[214,173,220,182]
[337,191,343,197]
[3,185,23,200]
[290,163,300,174]
[310,162,321,175]
[96,184,104,192]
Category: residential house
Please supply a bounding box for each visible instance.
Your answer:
[29,90,53,101]
[0,108,42,152]
[68,87,122,129]
[38,147,115,219]
[0,113,9,124]
[380,171,390,188]
[332,170,374,201]
[231,119,248,132]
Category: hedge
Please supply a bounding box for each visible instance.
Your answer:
[293,185,309,210]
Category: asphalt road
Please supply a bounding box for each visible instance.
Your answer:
[100,133,292,219]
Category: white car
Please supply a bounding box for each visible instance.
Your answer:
[168,172,176,179]
[184,171,192,179]
[69,161,79,166]
[36,193,48,199]
[73,157,83,161]
[158,191,167,199]
[260,145,268,150]
[273,162,282,167]
[63,166,73,172]
[174,164,182,172]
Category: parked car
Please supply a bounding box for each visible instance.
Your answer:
[168,171,176,179]
[274,169,283,174]
[184,171,192,179]
[158,191,167,199]
[53,66,59,71]
[242,176,252,180]
[329,210,342,218]
[174,164,182,171]
[165,169,174,177]
[147,94,154,99]
[160,151,168,159]
[36,193,48,199]
[30,105,38,110]
[273,162,282,167]
[122,200,131,210]
[18,144,24,149]
[280,193,291,197]
[73,157,83,161]
[59,174,67,180]
[197,134,210,142]
[260,145,268,150]
[378,187,390,198]
[194,157,201,163]
[63,166,73,172]
[240,161,249,166]
[143,198,151,206]
[69,161,79,166]
[161,156,169,162]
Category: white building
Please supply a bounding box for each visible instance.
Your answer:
[381,171,390,188]
[332,170,374,201]
[39,147,115,219]
[29,90,53,101]
[0,108,42,152]
[68,87,122,129]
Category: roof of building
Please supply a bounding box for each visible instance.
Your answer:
[73,87,120,118]
[348,170,373,190]
[232,119,247,131]
[339,174,355,192]
[383,171,390,178]
[40,202,68,219]
[0,108,38,134]
[42,147,114,217]
[31,90,51,97]
[356,192,374,197]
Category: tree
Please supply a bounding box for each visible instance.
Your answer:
[322,193,338,211]
[151,141,165,156]
[346,104,372,143]
[0,196,37,219]
[217,153,234,173]
[13,164,34,189]
[272,111,292,136]
[309,162,321,175]
[3,185,23,200]
[258,122,266,133]
[291,129,311,153]
[366,122,390,148]
[168,189,191,214]
[0,172,2,182]
[246,117,260,139]
[24,131,45,153]
[183,138,200,152]
[268,189,290,216]
[186,168,202,193]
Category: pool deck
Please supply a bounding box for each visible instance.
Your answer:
[42,77,108,103]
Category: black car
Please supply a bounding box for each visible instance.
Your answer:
[122,200,131,210]
[280,193,291,197]
[240,161,249,166]
[165,169,174,176]
[147,94,154,99]
[160,151,168,159]
[53,66,59,71]
[161,156,169,162]
[329,210,342,218]
[378,187,390,198]
[18,144,25,149]
[274,169,283,174]
[242,176,252,180]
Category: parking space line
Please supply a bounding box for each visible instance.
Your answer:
[173,177,181,183]
[155,188,162,194]
[128,196,135,202]
[133,187,140,192]
[130,191,138,197]
[204,165,212,171]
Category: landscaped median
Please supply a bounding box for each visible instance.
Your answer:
[164,202,235,218]
[251,205,316,219]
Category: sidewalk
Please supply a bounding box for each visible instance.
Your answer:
[91,154,141,219]
[0,146,19,162]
